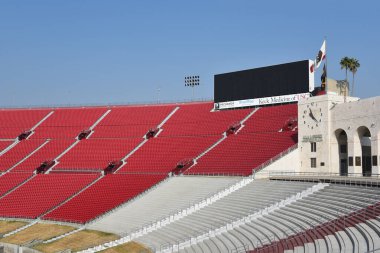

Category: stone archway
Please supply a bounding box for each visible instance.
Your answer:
[335,129,348,176]
[357,126,372,176]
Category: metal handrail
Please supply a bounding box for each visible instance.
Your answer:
[264,171,380,188]
[252,143,298,175]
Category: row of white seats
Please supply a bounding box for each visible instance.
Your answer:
[88,176,242,234]
[135,179,314,250]
[175,184,380,253]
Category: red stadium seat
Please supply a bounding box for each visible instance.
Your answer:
[0,102,300,222]
[0,109,51,139]
[0,173,99,219]
[43,174,166,223]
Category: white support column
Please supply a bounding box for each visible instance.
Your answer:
[372,134,379,175]
[352,132,363,175]
[347,133,356,174]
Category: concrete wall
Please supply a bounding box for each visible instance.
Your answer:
[298,94,380,176]
[262,148,299,173]
[255,148,299,178]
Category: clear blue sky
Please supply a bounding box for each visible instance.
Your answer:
[1,0,379,107]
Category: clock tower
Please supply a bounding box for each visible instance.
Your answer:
[298,94,358,173]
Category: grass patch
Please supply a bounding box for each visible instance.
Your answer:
[0,223,75,245]
[0,220,28,235]
[33,229,119,253]
[100,242,151,253]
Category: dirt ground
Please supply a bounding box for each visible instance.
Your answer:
[33,229,119,253]
[0,223,75,245]
[100,242,151,253]
[0,220,28,235]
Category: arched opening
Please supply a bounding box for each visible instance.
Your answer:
[357,126,372,176]
[335,129,348,176]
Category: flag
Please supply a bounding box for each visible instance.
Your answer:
[321,64,327,90]
[315,40,326,69]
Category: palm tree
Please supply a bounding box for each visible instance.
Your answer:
[349,58,360,96]
[340,57,351,80]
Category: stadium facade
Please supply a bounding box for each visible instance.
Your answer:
[299,94,380,176]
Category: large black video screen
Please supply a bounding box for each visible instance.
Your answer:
[214,60,311,103]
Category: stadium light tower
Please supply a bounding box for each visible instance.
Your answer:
[185,75,200,101]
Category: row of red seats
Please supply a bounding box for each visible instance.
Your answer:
[0,102,254,140]
[0,105,175,140]
[0,172,32,196]
[55,138,142,170]
[186,131,297,176]
[11,139,75,173]
[0,103,297,174]
[241,103,297,134]
[31,108,107,139]
[0,140,44,172]
[0,173,99,219]
[0,135,220,174]
[0,141,12,153]
[119,135,219,174]
[0,109,50,139]
[92,105,175,138]
[160,102,252,137]
[0,108,106,139]
[0,103,299,223]
[43,174,166,223]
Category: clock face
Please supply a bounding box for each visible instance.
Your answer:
[302,102,322,129]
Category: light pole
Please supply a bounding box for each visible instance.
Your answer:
[185,75,200,101]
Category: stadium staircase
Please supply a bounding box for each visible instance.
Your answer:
[234,107,261,133]
[29,110,55,133]
[88,109,111,131]
[156,106,180,129]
